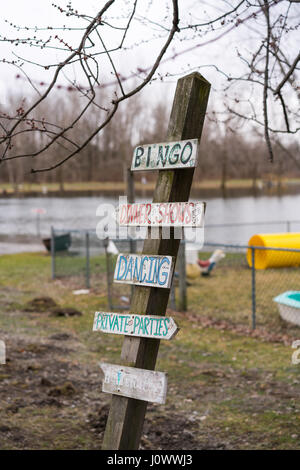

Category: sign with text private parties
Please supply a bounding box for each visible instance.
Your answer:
[117,201,205,227]
[93,312,179,340]
[114,254,173,288]
[131,139,198,171]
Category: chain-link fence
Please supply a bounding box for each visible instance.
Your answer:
[51,228,143,309]
[51,228,105,290]
[50,227,300,330]
[195,242,300,331]
[51,227,185,311]
[251,246,300,329]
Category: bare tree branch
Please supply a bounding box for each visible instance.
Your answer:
[274,50,300,95]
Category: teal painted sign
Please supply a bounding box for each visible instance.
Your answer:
[93,312,179,340]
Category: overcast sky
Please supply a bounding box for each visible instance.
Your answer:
[0,1,259,97]
[0,0,298,137]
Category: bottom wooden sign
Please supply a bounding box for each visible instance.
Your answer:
[99,363,167,404]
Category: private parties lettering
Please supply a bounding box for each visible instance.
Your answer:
[94,312,171,337]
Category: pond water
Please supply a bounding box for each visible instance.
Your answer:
[1,194,300,247]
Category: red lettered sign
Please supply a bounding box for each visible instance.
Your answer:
[117,202,205,227]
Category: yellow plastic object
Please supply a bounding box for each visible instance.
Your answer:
[186,263,201,279]
[247,233,300,270]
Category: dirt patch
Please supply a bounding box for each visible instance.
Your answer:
[86,405,204,450]
[50,307,82,317]
[24,296,58,312]
[48,381,77,397]
[142,413,202,450]
[0,333,105,449]
[48,333,72,341]
[175,310,298,346]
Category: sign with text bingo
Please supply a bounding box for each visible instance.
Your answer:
[114,254,173,288]
[100,363,167,404]
[93,312,179,340]
[131,139,198,171]
[117,201,205,227]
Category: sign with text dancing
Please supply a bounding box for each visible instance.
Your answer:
[93,312,179,340]
[131,139,198,171]
[117,201,205,227]
[100,363,168,404]
[114,254,173,288]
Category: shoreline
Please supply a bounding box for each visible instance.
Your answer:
[1,185,300,199]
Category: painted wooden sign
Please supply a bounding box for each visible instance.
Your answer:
[117,201,205,227]
[131,139,198,171]
[93,312,179,340]
[99,363,168,404]
[114,254,173,288]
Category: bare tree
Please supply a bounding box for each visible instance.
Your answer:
[0,0,299,175]
[212,0,300,162]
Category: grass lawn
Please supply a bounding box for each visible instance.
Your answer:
[0,252,299,449]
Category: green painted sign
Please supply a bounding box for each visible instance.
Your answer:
[93,312,179,340]
[131,139,198,171]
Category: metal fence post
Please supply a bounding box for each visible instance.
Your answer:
[169,279,176,310]
[86,231,90,289]
[104,237,113,310]
[251,246,256,329]
[51,226,55,280]
[178,240,187,311]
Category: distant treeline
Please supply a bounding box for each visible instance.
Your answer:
[1,90,299,190]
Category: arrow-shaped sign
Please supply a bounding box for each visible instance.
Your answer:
[93,312,179,340]
[99,362,168,404]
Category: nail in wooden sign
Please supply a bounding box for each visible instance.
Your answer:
[131,139,198,171]
[99,363,168,404]
[117,201,205,227]
[93,312,179,340]
[114,254,173,288]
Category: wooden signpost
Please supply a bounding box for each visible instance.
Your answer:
[114,254,173,288]
[100,363,168,404]
[97,72,210,450]
[93,312,179,340]
[117,201,205,227]
[131,138,198,171]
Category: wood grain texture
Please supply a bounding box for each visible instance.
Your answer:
[100,363,168,404]
[102,72,210,450]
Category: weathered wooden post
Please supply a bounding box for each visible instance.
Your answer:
[126,167,136,299]
[101,72,210,450]
[85,231,90,289]
[51,226,55,280]
[104,237,113,311]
